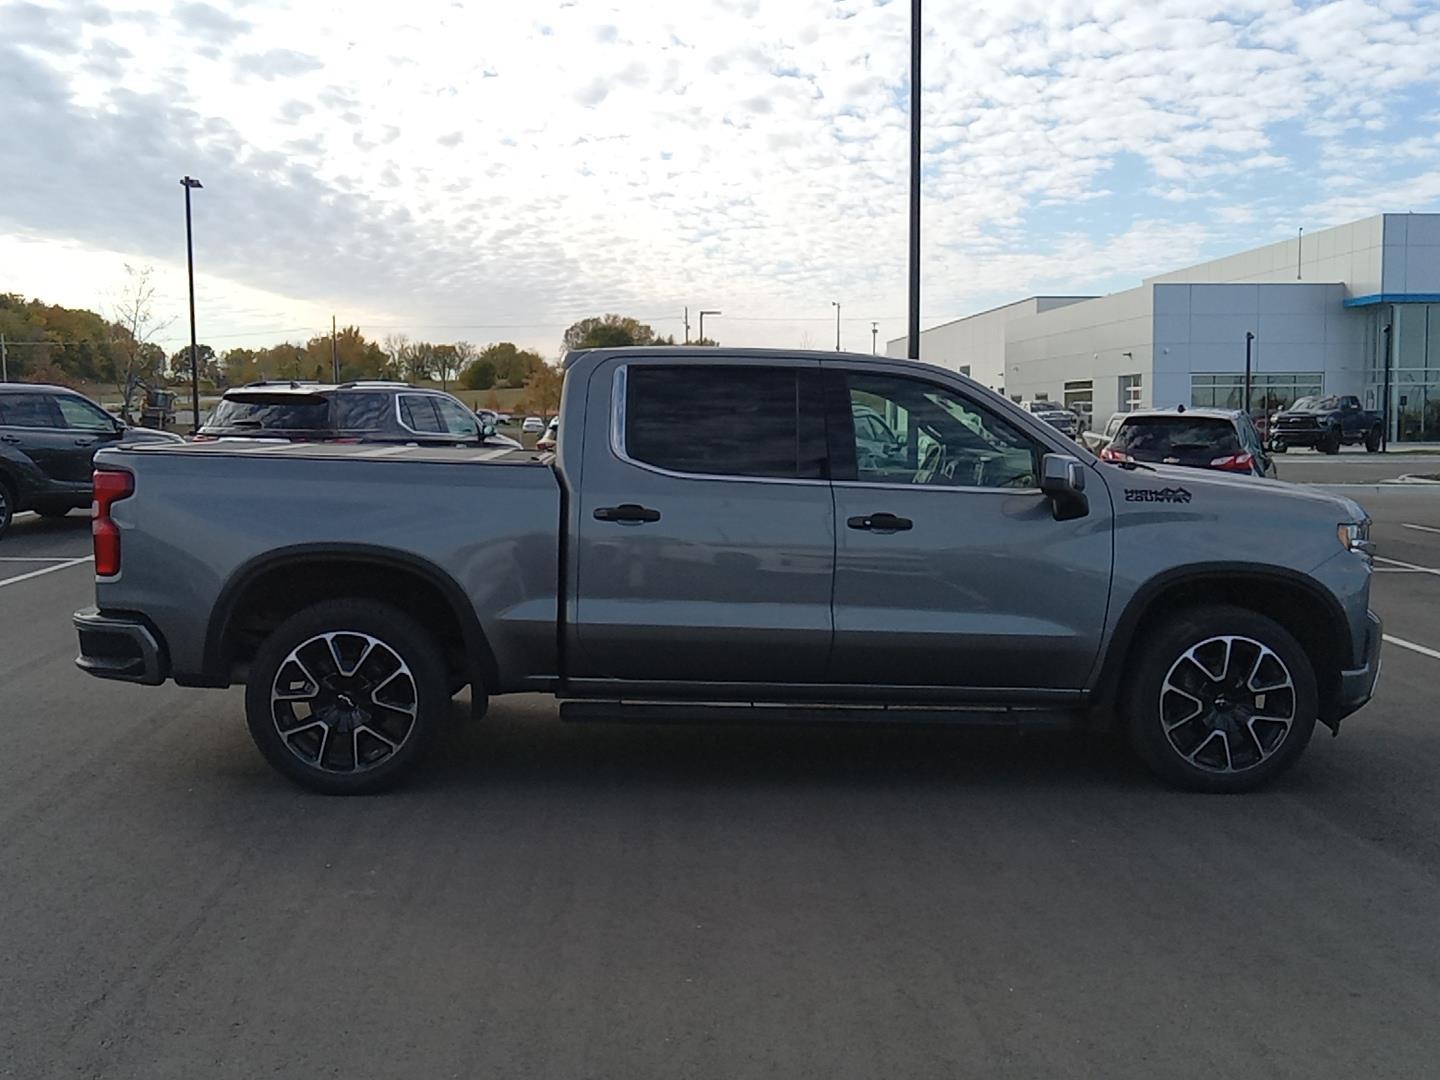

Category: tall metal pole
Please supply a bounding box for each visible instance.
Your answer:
[832,301,841,351]
[1381,320,1393,452]
[699,310,720,344]
[906,0,921,360]
[331,314,339,381]
[684,306,690,345]
[1296,227,1303,280]
[1244,331,1254,418]
[181,176,202,433]
[871,321,878,354]
[1,333,7,382]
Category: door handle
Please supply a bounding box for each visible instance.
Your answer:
[75,439,97,447]
[847,512,913,532]
[594,503,661,524]
[0,435,19,444]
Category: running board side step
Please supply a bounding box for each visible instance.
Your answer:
[559,701,1077,728]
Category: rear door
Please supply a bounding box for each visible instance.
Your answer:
[825,366,1113,692]
[0,392,80,492]
[571,357,834,686]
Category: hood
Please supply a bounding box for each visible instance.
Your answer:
[120,426,186,445]
[1275,406,1334,418]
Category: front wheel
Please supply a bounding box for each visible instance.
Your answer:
[244,599,453,794]
[1124,605,1317,792]
[1320,432,1341,454]
[1270,440,1287,454]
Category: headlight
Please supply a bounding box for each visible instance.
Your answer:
[1337,519,1373,557]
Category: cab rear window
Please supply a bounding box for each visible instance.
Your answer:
[206,396,331,431]
[1112,417,1241,456]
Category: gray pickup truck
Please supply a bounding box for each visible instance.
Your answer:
[74,348,1382,794]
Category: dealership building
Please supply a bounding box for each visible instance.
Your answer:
[888,212,1440,442]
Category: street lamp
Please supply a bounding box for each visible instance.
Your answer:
[180,175,203,432]
[1244,331,1255,418]
[907,0,921,359]
[698,310,721,344]
[831,301,841,351]
[872,321,879,355]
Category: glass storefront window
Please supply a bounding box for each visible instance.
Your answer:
[1191,373,1322,416]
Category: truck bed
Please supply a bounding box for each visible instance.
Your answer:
[93,439,562,689]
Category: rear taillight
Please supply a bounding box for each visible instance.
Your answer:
[1209,452,1254,473]
[191,433,215,442]
[1100,446,1133,463]
[92,469,134,577]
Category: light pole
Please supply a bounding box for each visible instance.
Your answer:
[907,0,921,359]
[180,176,203,431]
[871,321,879,355]
[699,310,721,344]
[1381,320,1393,451]
[1244,331,1254,418]
[831,301,841,351]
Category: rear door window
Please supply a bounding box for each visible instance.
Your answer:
[624,365,824,479]
[1112,417,1241,456]
[207,395,331,432]
[0,393,63,428]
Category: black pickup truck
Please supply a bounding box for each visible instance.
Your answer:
[1270,395,1383,454]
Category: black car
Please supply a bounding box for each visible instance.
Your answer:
[0,383,183,538]
[1020,400,1082,439]
[197,382,516,447]
[1270,394,1383,454]
[1101,407,1276,478]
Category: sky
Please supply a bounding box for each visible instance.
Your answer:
[1,0,1439,360]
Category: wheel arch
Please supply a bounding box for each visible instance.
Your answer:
[1092,564,1350,729]
[203,544,498,691]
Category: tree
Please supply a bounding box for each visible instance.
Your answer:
[459,357,497,390]
[109,265,173,420]
[432,343,463,390]
[476,341,543,387]
[383,334,411,381]
[524,361,565,415]
[169,343,217,384]
[406,341,436,382]
[562,314,656,351]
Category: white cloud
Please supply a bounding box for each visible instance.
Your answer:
[0,0,1438,357]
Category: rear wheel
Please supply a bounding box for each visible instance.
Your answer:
[1365,426,1382,453]
[1124,605,1317,792]
[244,599,452,794]
[0,481,13,538]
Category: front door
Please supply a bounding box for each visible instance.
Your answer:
[825,367,1113,692]
[571,358,834,686]
[52,394,123,483]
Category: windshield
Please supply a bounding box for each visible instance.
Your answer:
[1290,396,1339,411]
[1112,416,1241,456]
[205,396,330,431]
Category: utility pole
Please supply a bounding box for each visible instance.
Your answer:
[831,301,841,351]
[906,0,921,360]
[871,321,879,355]
[699,310,721,344]
[1297,227,1303,280]
[1381,321,1393,451]
[331,315,339,382]
[684,306,690,344]
[180,175,203,432]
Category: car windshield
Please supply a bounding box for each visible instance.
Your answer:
[1290,396,1339,411]
[1027,402,1063,413]
[1112,416,1241,456]
[206,396,330,431]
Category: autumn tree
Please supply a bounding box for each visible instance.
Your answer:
[109,265,173,420]
[477,341,543,387]
[562,314,656,351]
[524,361,564,415]
[459,356,496,390]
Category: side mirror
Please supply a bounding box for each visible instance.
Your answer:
[1040,453,1089,521]
[480,420,497,439]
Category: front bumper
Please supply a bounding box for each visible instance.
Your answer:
[73,607,168,685]
[1334,609,1383,724]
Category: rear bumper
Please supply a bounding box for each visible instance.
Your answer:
[1334,609,1383,723]
[73,607,168,685]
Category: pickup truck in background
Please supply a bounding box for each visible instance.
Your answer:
[73,348,1381,795]
[1270,394,1383,454]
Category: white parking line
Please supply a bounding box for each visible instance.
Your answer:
[1384,634,1440,662]
[1374,556,1440,576]
[0,556,80,563]
[0,556,94,589]
[1402,523,1440,536]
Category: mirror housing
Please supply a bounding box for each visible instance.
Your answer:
[480,420,497,439]
[1040,453,1089,521]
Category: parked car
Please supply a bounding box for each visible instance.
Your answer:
[535,416,559,453]
[851,404,904,471]
[1101,407,1276,478]
[1020,400,1082,439]
[74,347,1378,796]
[1082,411,1128,454]
[522,416,545,434]
[1270,395,1383,454]
[0,383,183,538]
[197,382,517,448]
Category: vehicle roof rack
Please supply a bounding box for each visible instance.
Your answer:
[337,380,413,389]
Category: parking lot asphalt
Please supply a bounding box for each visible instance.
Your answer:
[1271,448,1440,486]
[3,489,1440,1079]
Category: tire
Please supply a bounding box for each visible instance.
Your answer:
[1270,440,1287,454]
[244,599,453,794]
[1365,427,1382,453]
[0,479,15,539]
[1124,605,1317,793]
[1320,432,1341,454]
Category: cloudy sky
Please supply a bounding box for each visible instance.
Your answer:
[2,0,1439,360]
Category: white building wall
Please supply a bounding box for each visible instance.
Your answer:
[885,296,1092,388]
[1147,216,1385,296]
[1382,214,1440,294]
[1004,287,1154,415]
